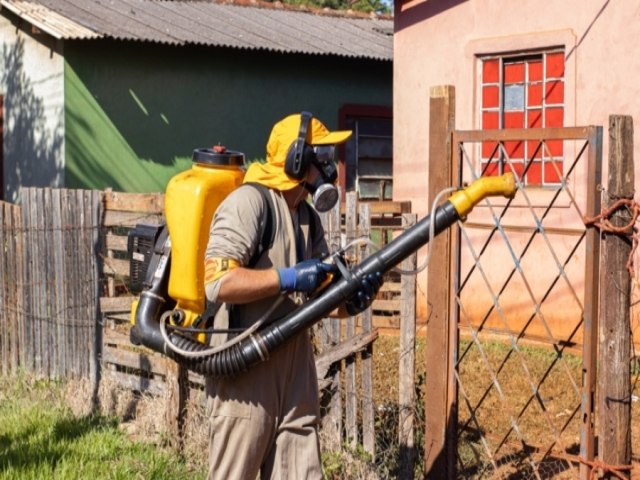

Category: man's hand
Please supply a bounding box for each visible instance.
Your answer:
[277,259,336,293]
[345,272,384,316]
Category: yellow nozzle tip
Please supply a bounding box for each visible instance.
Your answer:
[501,173,517,199]
[448,172,519,217]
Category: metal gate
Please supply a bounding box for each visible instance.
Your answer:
[450,126,602,479]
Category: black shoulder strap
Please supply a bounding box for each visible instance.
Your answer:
[303,200,320,246]
[243,182,276,267]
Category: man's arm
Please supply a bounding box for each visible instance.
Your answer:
[209,258,338,305]
[215,267,280,304]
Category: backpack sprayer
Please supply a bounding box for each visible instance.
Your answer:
[128,147,517,378]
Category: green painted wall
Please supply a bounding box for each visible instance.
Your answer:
[64,40,391,193]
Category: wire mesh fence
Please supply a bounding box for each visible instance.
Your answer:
[451,127,602,478]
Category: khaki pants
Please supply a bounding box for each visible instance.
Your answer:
[206,332,322,480]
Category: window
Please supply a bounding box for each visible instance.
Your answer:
[480,51,565,186]
[340,105,393,201]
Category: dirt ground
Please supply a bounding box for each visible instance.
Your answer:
[370,334,640,479]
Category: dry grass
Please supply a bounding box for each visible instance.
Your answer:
[50,340,639,479]
[370,335,640,479]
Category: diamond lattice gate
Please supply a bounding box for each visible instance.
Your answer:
[449,127,602,479]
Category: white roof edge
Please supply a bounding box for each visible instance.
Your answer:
[1,0,102,39]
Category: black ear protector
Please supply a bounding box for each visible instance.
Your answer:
[284,111,316,180]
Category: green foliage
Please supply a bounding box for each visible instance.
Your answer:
[270,0,391,15]
[321,443,375,479]
[0,375,203,480]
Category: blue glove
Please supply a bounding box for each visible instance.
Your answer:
[345,272,384,316]
[277,259,336,293]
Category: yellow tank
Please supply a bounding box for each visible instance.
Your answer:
[164,147,245,328]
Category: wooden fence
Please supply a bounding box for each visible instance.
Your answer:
[0,186,419,471]
[0,189,101,382]
[98,188,417,457]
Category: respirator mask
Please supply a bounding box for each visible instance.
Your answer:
[304,145,339,213]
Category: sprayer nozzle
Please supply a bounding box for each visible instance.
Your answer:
[448,173,518,218]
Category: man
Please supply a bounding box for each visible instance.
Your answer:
[203,112,382,479]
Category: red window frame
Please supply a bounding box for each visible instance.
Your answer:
[480,50,565,187]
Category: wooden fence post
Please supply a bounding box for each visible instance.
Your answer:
[424,85,456,478]
[320,197,343,448]
[398,213,417,480]
[345,192,358,448]
[359,203,376,457]
[597,115,633,478]
[165,358,188,453]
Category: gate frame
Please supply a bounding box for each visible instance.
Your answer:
[425,84,603,479]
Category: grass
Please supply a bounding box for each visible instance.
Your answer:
[0,374,204,480]
[1,336,637,479]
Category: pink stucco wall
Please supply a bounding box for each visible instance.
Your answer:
[394,0,640,331]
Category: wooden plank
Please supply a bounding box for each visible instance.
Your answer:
[102,345,167,376]
[103,210,163,228]
[52,190,66,377]
[58,189,69,376]
[398,213,417,480]
[89,190,102,386]
[597,115,632,475]
[44,189,55,377]
[187,371,206,387]
[103,328,137,348]
[344,191,358,448]
[22,189,34,373]
[372,298,401,312]
[425,85,456,478]
[43,188,55,377]
[0,204,7,374]
[13,204,24,372]
[66,189,80,376]
[102,257,130,278]
[380,282,402,293]
[315,330,378,380]
[104,313,133,324]
[103,190,164,213]
[370,217,406,228]
[38,188,49,376]
[104,232,129,252]
[76,190,87,378]
[75,190,86,378]
[580,126,603,479]
[372,315,401,329]
[341,200,411,216]
[100,296,135,313]
[359,203,375,458]
[31,188,44,376]
[104,369,166,396]
[322,195,342,447]
[164,358,188,452]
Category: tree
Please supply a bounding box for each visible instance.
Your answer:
[274,0,391,15]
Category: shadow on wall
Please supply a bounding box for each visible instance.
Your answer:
[2,36,63,203]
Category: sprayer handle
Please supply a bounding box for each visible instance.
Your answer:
[277,259,337,293]
[345,271,384,316]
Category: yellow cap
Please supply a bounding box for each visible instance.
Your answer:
[244,113,352,191]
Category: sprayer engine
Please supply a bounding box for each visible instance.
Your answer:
[128,223,168,295]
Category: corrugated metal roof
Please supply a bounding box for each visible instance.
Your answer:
[0,0,393,60]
